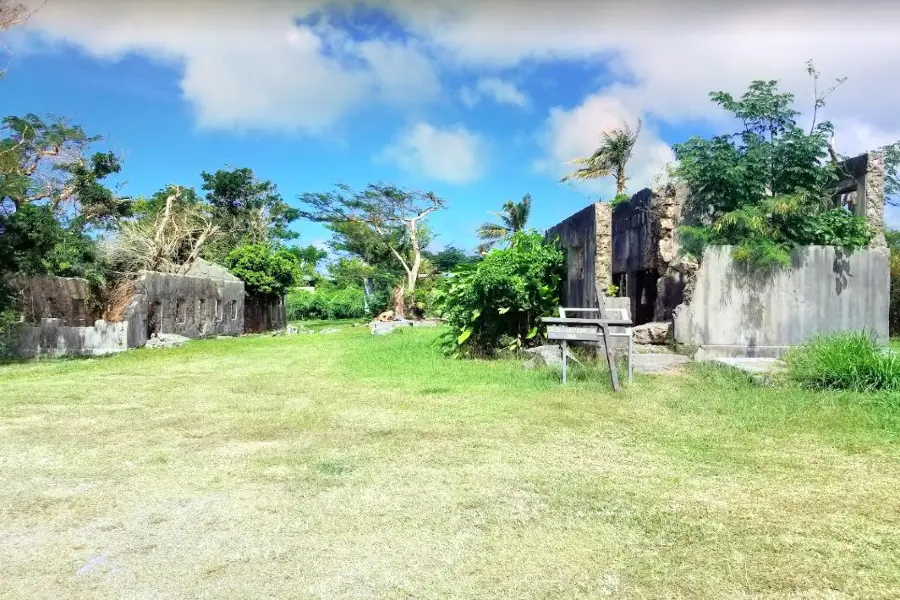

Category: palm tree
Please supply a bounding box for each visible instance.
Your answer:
[561,120,642,197]
[476,193,532,254]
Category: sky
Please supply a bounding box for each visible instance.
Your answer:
[3,0,900,254]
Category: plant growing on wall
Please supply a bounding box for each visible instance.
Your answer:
[673,69,872,268]
[434,231,565,357]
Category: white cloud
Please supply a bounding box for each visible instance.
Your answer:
[19,0,440,134]
[15,0,900,187]
[459,86,480,108]
[535,94,675,197]
[379,122,486,184]
[377,0,900,158]
[475,77,528,107]
[458,77,528,109]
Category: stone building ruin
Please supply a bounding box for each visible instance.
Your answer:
[546,151,890,358]
[7,259,246,358]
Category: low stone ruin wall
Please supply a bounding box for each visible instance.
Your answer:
[674,245,889,358]
[10,319,128,359]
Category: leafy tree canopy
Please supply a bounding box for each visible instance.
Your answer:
[423,245,481,273]
[0,114,129,227]
[200,168,299,262]
[224,244,301,297]
[673,74,872,267]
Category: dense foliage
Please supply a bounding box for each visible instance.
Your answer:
[783,332,900,392]
[434,231,565,357]
[285,286,369,321]
[887,230,900,336]
[673,79,872,267]
[298,183,446,314]
[224,244,302,297]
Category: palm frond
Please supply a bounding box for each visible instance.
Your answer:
[476,222,511,242]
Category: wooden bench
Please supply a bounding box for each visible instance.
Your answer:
[540,286,634,392]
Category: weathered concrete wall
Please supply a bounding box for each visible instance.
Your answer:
[612,188,654,274]
[10,276,101,326]
[244,295,286,333]
[652,183,691,321]
[546,203,609,308]
[11,319,128,359]
[5,261,246,358]
[126,263,245,347]
[833,151,886,249]
[674,245,889,357]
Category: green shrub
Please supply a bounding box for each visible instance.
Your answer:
[434,231,565,357]
[285,287,367,321]
[891,251,900,336]
[783,331,900,392]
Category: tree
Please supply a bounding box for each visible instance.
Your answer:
[435,232,565,357]
[423,245,481,273]
[285,244,327,285]
[224,244,301,297]
[673,73,871,267]
[199,168,299,262]
[1,1,43,79]
[562,120,642,197]
[476,193,532,253]
[298,183,446,295]
[0,114,129,225]
[107,186,218,276]
[0,203,101,281]
[0,1,40,32]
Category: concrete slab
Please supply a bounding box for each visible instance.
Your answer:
[712,357,784,374]
[632,353,691,374]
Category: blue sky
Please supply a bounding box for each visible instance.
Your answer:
[4,0,900,252]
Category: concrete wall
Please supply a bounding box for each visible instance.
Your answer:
[545,202,611,308]
[10,319,128,359]
[126,266,245,348]
[10,276,101,326]
[6,260,246,358]
[612,188,655,274]
[674,245,889,357]
[244,295,286,333]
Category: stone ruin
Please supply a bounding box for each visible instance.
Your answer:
[546,151,890,358]
[6,259,247,358]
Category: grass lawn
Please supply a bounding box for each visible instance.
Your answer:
[1,327,900,599]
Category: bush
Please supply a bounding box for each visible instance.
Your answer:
[891,251,900,336]
[434,231,565,357]
[783,331,900,392]
[285,286,367,321]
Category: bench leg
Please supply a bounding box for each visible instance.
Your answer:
[601,324,621,393]
[628,332,633,384]
[561,341,567,385]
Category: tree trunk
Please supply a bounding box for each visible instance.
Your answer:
[615,166,627,196]
[406,218,421,294]
[392,284,406,320]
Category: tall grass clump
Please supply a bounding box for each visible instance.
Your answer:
[783,331,900,392]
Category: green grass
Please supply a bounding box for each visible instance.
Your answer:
[1,328,900,599]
